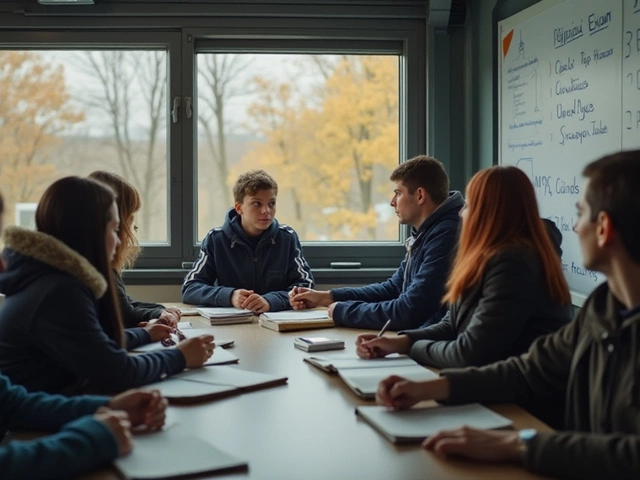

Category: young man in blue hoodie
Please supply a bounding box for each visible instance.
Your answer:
[182,170,314,313]
[290,155,463,331]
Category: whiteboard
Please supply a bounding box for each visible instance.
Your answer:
[498,0,640,305]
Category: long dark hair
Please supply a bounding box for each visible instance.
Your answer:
[35,176,125,347]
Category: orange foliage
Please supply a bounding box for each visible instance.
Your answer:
[0,51,84,223]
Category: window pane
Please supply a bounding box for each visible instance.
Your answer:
[196,53,400,242]
[0,50,169,244]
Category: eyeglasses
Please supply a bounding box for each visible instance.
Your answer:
[160,328,187,347]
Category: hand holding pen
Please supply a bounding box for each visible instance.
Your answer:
[355,319,412,359]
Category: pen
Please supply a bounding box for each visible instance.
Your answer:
[377,319,392,338]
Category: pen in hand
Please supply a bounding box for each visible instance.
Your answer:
[377,319,392,338]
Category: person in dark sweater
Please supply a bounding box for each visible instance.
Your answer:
[182,169,314,313]
[0,376,167,479]
[356,166,571,368]
[0,190,168,479]
[0,177,214,395]
[89,171,180,331]
[375,151,640,480]
[289,155,463,331]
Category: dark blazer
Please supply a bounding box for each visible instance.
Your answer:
[401,246,572,368]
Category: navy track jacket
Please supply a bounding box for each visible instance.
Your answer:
[182,209,314,311]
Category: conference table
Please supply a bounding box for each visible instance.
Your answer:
[81,313,553,480]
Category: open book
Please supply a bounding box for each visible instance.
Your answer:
[259,310,334,332]
[197,307,254,325]
[115,426,247,479]
[305,354,437,399]
[356,404,513,444]
[143,365,288,404]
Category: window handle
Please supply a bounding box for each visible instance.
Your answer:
[184,96,192,119]
[171,96,181,123]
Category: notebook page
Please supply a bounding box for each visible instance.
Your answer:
[115,427,247,479]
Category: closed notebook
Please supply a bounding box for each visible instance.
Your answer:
[143,365,288,404]
[115,427,247,479]
[356,404,514,444]
[259,310,334,332]
[304,354,437,399]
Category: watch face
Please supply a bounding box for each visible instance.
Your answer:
[519,428,538,442]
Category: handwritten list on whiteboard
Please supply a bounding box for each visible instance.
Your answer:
[498,0,637,304]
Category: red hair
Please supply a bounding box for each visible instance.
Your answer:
[443,166,570,305]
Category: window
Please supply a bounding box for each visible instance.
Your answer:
[0,46,171,245]
[0,5,427,275]
[195,53,400,243]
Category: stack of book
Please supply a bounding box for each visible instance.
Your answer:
[197,307,254,325]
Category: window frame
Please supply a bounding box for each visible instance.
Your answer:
[0,9,427,274]
[183,21,425,269]
[0,30,184,264]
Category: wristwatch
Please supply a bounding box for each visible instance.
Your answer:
[517,428,538,460]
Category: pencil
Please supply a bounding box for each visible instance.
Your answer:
[377,319,392,338]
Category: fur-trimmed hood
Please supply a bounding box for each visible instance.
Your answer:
[0,226,107,298]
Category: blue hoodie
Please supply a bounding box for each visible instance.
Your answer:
[0,374,118,479]
[330,191,464,331]
[182,208,314,311]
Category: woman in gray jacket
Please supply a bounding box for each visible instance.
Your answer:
[356,166,572,368]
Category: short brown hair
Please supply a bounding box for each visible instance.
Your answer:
[390,155,449,204]
[233,170,278,204]
[583,150,640,263]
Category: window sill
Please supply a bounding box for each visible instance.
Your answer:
[122,267,396,286]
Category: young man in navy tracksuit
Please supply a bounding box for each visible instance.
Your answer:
[290,155,463,331]
[182,170,314,313]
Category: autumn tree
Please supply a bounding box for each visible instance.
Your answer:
[198,54,252,215]
[73,51,167,238]
[312,56,399,239]
[237,55,399,241]
[0,51,83,223]
[231,77,320,238]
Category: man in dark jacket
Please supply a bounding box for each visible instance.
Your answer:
[376,150,640,480]
[290,155,463,331]
[182,170,313,313]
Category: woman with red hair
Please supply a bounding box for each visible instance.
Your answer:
[356,166,572,368]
